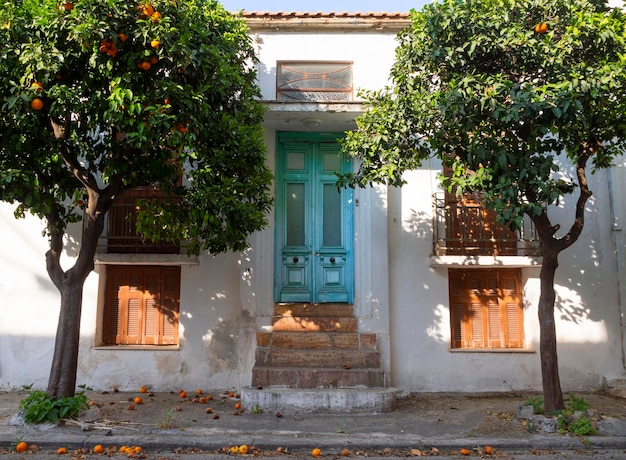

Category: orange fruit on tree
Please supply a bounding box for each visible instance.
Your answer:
[151,11,162,22]
[118,33,127,42]
[149,55,158,65]
[93,444,104,454]
[534,22,548,34]
[142,4,154,16]
[31,98,44,110]
[57,447,68,454]
[31,81,43,92]
[15,442,28,453]
[312,447,322,457]
[139,61,151,71]
[150,39,160,49]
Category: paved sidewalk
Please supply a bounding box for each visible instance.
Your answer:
[1,390,625,457]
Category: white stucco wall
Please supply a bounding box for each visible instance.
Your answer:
[388,158,626,392]
[1,15,624,394]
[0,204,258,391]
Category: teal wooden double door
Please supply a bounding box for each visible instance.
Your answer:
[275,133,354,303]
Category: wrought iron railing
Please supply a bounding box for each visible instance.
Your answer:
[99,201,181,254]
[432,193,541,257]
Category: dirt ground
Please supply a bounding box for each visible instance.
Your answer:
[395,390,626,438]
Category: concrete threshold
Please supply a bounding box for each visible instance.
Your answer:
[240,387,397,414]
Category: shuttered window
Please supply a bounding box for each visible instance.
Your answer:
[449,269,524,349]
[103,265,180,346]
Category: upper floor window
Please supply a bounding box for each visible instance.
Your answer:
[276,61,353,102]
[107,187,180,254]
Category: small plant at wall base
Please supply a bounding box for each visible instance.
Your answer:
[18,390,88,424]
[524,396,545,415]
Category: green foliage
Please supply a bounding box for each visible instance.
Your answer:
[18,389,88,424]
[566,416,597,436]
[0,0,272,254]
[524,396,545,414]
[341,0,626,230]
[528,394,597,435]
[566,394,591,412]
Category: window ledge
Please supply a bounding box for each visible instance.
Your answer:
[95,253,198,265]
[430,255,542,268]
[450,348,536,353]
[94,345,180,351]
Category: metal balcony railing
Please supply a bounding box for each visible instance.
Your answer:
[99,201,181,254]
[432,193,541,257]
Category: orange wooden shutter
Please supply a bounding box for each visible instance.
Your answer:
[104,266,180,345]
[449,269,523,349]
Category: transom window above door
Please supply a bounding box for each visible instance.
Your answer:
[276,61,353,102]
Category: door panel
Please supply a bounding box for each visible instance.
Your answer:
[275,133,353,303]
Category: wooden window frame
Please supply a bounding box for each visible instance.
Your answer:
[103,265,180,346]
[449,268,524,349]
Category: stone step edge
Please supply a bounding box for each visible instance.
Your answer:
[251,365,385,370]
[240,386,397,414]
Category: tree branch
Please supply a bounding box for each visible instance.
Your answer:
[555,143,595,252]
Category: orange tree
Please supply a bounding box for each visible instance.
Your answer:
[0,0,272,398]
[341,0,626,412]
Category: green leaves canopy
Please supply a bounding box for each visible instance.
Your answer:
[0,0,272,254]
[342,0,626,229]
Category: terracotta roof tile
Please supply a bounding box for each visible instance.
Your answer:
[239,11,410,19]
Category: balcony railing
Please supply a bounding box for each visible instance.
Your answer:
[104,201,180,254]
[432,193,541,257]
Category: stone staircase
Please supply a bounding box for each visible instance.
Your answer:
[241,304,396,414]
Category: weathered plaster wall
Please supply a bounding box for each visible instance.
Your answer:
[0,203,257,392]
[250,31,399,101]
[2,17,624,395]
[388,157,625,392]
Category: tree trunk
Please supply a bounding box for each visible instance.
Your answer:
[46,197,108,399]
[538,242,565,413]
[47,278,84,399]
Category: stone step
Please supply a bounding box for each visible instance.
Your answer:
[256,331,377,350]
[241,387,397,414]
[274,303,354,317]
[271,315,357,332]
[251,367,386,389]
[256,348,380,368]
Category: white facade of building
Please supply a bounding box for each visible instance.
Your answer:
[1,11,625,394]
